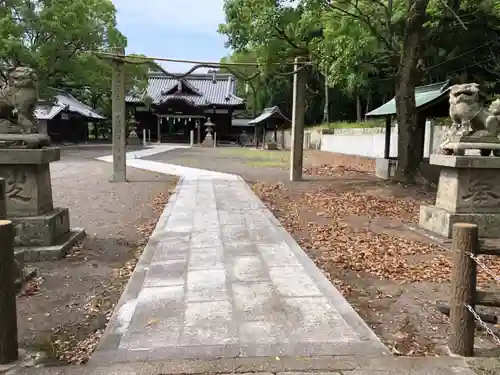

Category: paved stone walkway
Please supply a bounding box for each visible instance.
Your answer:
[91,145,389,364]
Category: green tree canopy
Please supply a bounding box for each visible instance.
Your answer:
[0,0,150,116]
[219,0,500,182]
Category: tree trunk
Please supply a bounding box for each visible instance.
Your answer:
[393,0,431,184]
[356,92,363,122]
[251,86,258,118]
[365,88,371,115]
[323,66,330,123]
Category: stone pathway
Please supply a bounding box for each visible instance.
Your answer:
[90,145,389,364]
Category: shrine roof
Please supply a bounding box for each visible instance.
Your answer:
[366,81,450,117]
[126,72,245,107]
[35,89,104,120]
[249,106,291,125]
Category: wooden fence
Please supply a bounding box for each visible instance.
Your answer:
[444,223,500,356]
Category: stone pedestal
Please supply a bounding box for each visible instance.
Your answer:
[127,129,141,146]
[375,158,397,179]
[264,141,278,150]
[419,154,500,238]
[0,148,85,261]
[201,133,214,147]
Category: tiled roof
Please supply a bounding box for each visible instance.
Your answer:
[249,106,291,125]
[366,81,450,117]
[34,104,66,120]
[232,118,253,127]
[126,72,245,107]
[35,89,105,120]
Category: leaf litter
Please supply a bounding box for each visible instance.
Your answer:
[252,170,500,356]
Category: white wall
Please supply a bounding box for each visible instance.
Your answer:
[321,127,398,158]
[319,121,448,158]
[267,121,449,158]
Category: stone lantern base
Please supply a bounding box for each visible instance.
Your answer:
[202,132,214,147]
[419,154,500,238]
[0,148,85,261]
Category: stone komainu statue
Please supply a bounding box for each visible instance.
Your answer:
[0,66,49,148]
[448,83,500,138]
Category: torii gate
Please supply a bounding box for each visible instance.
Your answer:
[106,48,308,183]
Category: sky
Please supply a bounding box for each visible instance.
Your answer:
[111,0,229,73]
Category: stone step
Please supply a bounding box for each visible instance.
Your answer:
[3,356,492,375]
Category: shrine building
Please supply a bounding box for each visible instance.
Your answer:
[126,71,245,143]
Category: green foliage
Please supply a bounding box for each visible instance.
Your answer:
[219,0,326,124]
[219,0,500,122]
[0,0,149,118]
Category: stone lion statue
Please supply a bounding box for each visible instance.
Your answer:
[0,66,50,148]
[0,66,38,133]
[448,83,500,137]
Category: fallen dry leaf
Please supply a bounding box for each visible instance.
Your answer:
[252,174,500,356]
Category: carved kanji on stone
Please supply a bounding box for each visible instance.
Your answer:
[4,170,30,203]
[462,179,500,206]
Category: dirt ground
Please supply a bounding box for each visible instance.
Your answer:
[250,151,500,358]
[16,145,178,364]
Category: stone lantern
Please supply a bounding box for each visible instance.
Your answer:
[127,115,141,146]
[202,117,215,147]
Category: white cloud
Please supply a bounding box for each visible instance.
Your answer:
[112,0,225,33]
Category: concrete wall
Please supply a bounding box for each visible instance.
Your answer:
[319,121,449,158]
[267,121,450,158]
[268,129,322,150]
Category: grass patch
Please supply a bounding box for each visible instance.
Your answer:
[247,159,289,167]
[219,147,289,167]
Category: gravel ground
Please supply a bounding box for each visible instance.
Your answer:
[16,146,177,363]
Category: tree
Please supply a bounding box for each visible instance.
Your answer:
[392,0,430,183]
[220,52,262,117]
[219,0,327,124]
[0,0,149,117]
[220,0,500,180]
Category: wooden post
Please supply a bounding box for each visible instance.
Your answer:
[0,178,5,220]
[0,178,18,363]
[111,46,126,182]
[384,116,391,159]
[197,121,201,144]
[449,222,478,357]
[290,57,307,181]
[157,116,161,144]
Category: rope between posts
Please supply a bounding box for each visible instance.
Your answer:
[91,50,314,66]
[92,51,313,79]
[464,303,500,346]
